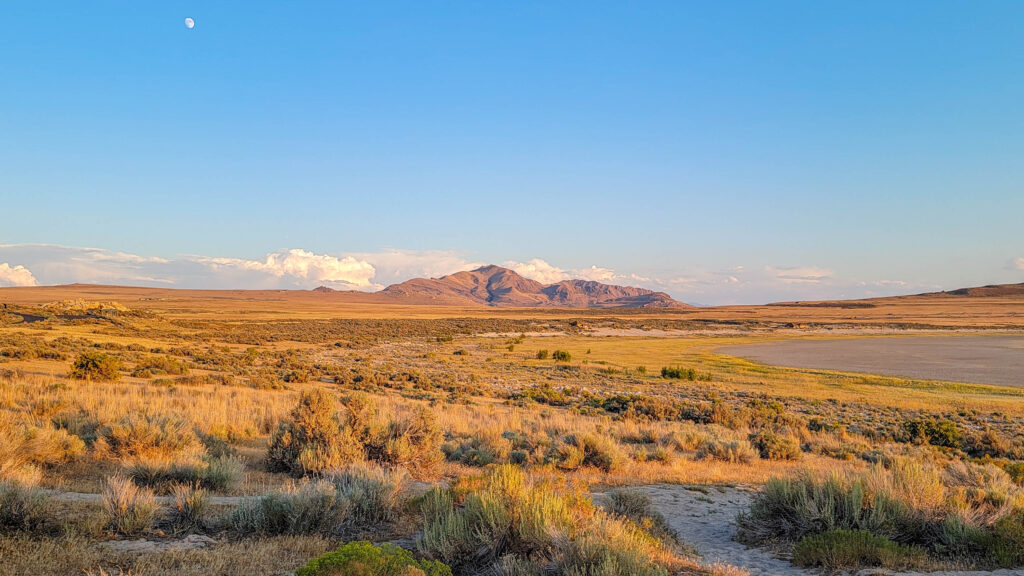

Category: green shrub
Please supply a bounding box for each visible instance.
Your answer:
[444,429,512,467]
[552,350,571,362]
[535,350,550,360]
[68,352,122,381]
[749,429,802,460]
[297,541,452,576]
[661,366,695,380]
[902,418,961,448]
[792,529,927,571]
[989,512,1024,567]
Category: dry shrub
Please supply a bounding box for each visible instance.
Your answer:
[695,439,757,464]
[0,418,85,482]
[95,413,204,462]
[748,429,802,461]
[0,479,51,532]
[267,389,363,477]
[230,462,407,538]
[364,407,444,480]
[268,390,443,479]
[444,427,512,466]
[554,433,625,473]
[127,454,244,492]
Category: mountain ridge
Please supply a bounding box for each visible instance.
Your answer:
[377,265,686,308]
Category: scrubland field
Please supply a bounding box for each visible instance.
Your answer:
[2,286,1024,575]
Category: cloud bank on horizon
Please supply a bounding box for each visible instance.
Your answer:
[0,243,988,305]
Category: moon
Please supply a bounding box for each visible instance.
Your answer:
[184,17,195,29]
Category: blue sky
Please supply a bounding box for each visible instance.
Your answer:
[1,2,1022,304]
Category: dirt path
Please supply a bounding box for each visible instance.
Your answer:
[45,489,244,506]
[641,484,808,576]
[642,484,1024,576]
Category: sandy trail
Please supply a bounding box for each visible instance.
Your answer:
[641,484,807,576]
[643,484,1024,576]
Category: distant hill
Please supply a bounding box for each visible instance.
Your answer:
[770,282,1024,308]
[940,283,1024,298]
[379,265,685,308]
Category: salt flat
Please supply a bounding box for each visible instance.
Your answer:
[719,335,1024,387]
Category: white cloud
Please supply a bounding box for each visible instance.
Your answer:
[770,266,834,284]
[356,250,481,286]
[504,259,629,285]
[575,265,618,283]
[197,249,376,289]
[504,259,569,284]
[1015,257,1024,271]
[0,263,37,287]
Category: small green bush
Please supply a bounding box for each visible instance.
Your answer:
[989,512,1024,567]
[792,529,927,571]
[902,418,961,448]
[552,350,571,362]
[68,352,122,381]
[661,366,695,380]
[535,350,550,360]
[297,541,452,576]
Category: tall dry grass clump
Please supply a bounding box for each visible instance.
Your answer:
[418,465,693,576]
[168,483,209,534]
[102,475,159,536]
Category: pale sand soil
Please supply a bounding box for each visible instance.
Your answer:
[640,485,1024,576]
